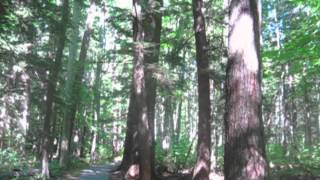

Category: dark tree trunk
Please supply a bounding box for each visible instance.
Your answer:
[120,88,139,172]
[60,2,95,166]
[144,0,162,177]
[163,96,173,150]
[49,105,58,160]
[41,0,69,178]
[80,123,87,158]
[132,0,152,178]
[121,0,162,178]
[224,0,268,179]
[192,0,211,179]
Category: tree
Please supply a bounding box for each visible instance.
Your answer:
[144,0,163,177]
[60,0,96,166]
[121,0,162,178]
[41,0,69,178]
[131,0,153,178]
[224,0,268,179]
[191,0,211,178]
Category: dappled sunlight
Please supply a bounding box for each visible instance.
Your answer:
[243,147,267,179]
[230,13,258,72]
[0,0,319,179]
[193,143,210,179]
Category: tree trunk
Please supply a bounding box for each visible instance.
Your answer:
[304,89,312,146]
[120,88,139,172]
[90,61,102,162]
[192,0,211,178]
[132,0,152,178]
[163,96,173,150]
[144,0,162,177]
[60,1,95,166]
[176,100,182,143]
[41,0,69,178]
[224,0,267,179]
[49,105,57,160]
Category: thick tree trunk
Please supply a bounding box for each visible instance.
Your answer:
[120,88,139,172]
[224,0,267,179]
[121,1,162,178]
[60,1,95,166]
[132,0,152,178]
[144,0,162,177]
[191,0,211,178]
[41,0,69,178]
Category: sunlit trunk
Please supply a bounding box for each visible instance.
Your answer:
[224,0,268,179]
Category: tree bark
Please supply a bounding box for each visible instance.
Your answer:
[90,61,102,162]
[144,0,162,177]
[224,0,268,179]
[120,87,139,172]
[163,96,173,150]
[121,0,162,178]
[132,0,152,178]
[191,0,211,178]
[41,0,69,178]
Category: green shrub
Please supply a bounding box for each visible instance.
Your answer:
[156,135,196,171]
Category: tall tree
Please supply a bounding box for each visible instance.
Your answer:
[41,0,69,178]
[132,0,152,178]
[224,0,268,179]
[60,1,96,166]
[191,0,211,178]
[121,0,162,178]
[120,87,139,173]
[90,60,102,161]
[144,0,163,177]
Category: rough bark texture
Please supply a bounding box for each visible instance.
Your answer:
[121,0,162,178]
[224,0,268,179]
[144,0,162,177]
[120,88,139,172]
[163,96,174,150]
[60,1,95,166]
[132,0,152,179]
[191,0,211,179]
[41,0,69,178]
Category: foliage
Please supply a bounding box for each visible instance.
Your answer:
[156,135,196,171]
[267,143,320,177]
[0,147,27,172]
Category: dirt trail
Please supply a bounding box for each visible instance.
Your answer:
[77,164,118,180]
